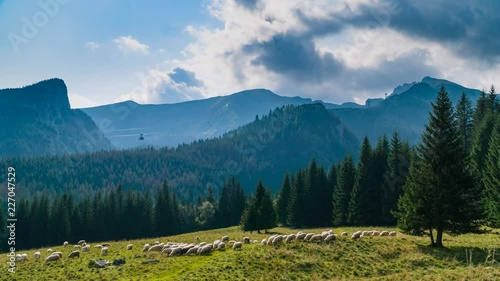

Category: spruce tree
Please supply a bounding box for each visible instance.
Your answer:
[252,180,277,232]
[483,114,500,227]
[455,92,474,152]
[287,171,305,227]
[154,180,172,236]
[381,132,411,225]
[315,165,331,227]
[347,137,372,226]
[396,86,483,247]
[241,199,258,232]
[275,172,292,225]
[332,156,355,226]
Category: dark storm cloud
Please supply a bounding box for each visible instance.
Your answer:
[168,68,204,87]
[246,34,343,82]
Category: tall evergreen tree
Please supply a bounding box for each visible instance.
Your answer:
[483,114,500,227]
[252,180,277,232]
[240,199,258,232]
[455,92,474,152]
[315,165,331,227]
[275,172,292,225]
[287,170,305,227]
[348,137,372,226]
[154,180,172,236]
[381,133,411,225]
[471,89,497,176]
[332,156,356,226]
[396,86,483,247]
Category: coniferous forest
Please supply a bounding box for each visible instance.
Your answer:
[0,86,498,251]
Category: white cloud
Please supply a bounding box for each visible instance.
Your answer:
[114,35,149,54]
[68,93,99,108]
[85,41,100,51]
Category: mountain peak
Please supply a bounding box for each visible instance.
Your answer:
[1,78,70,111]
[421,76,459,89]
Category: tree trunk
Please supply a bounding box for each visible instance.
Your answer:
[435,228,444,248]
[257,229,261,234]
[429,228,435,247]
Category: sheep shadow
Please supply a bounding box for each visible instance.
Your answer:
[415,244,497,267]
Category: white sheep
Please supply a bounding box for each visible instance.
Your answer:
[47,249,53,252]
[309,234,323,242]
[221,235,229,242]
[272,235,283,245]
[186,247,199,255]
[52,252,63,258]
[321,231,329,239]
[161,248,173,255]
[153,241,160,245]
[77,240,86,245]
[127,244,133,250]
[243,237,251,244]
[227,240,236,247]
[198,245,212,255]
[63,241,68,247]
[101,247,109,255]
[82,245,90,252]
[267,235,276,245]
[233,241,243,250]
[169,247,183,257]
[218,242,226,250]
[142,244,150,252]
[68,250,80,258]
[389,231,397,237]
[379,231,389,236]
[34,252,40,260]
[15,254,27,261]
[296,233,306,240]
[285,234,296,243]
[372,230,380,236]
[213,240,220,249]
[304,233,315,241]
[324,234,336,243]
[45,254,60,262]
[198,242,207,247]
[261,239,267,246]
[341,232,348,236]
[148,244,163,252]
[351,231,362,239]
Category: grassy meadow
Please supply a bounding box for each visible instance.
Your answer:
[1,227,499,281]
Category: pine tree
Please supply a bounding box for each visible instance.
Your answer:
[381,132,411,225]
[241,199,258,232]
[332,156,356,226]
[275,172,292,225]
[287,171,305,227]
[315,165,331,227]
[348,137,372,226]
[455,92,474,152]
[471,89,497,176]
[371,136,389,224]
[483,114,500,227]
[154,180,172,236]
[251,180,277,233]
[396,86,483,248]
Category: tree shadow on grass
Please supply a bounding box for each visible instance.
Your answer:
[416,244,497,266]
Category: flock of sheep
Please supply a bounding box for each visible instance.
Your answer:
[260,229,397,246]
[13,229,397,264]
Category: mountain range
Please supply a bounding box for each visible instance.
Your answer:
[0,76,485,159]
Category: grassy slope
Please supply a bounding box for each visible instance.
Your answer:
[1,227,499,281]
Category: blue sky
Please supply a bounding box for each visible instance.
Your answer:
[1,0,499,107]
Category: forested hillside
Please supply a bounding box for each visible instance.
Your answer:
[0,103,359,200]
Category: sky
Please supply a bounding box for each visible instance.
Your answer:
[1,0,499,108]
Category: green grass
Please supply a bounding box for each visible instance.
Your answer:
[1,227,499,280]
